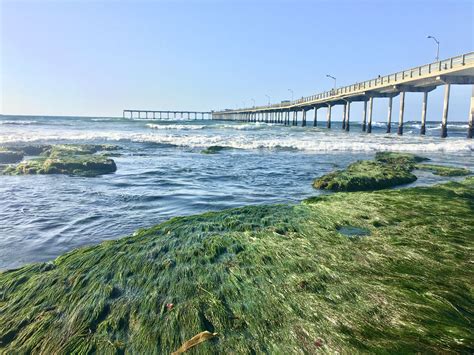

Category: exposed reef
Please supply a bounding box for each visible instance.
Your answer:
[313,152,471,191]
[2,144,119,177]
[415,163,471,176]
[1,177,473,353]
[201,145,230,154]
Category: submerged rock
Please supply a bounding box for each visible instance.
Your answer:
[415,163,471,177]
[0,151,24,164]
[1,144,51,156]
[0,178,473,353]
[201,145,229,154]
[2,144,119,177]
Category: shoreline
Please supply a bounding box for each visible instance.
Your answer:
[1,172,473,352]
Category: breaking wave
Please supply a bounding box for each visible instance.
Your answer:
[1,129,472,153]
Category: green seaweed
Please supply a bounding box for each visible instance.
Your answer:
[312,152,467,192]
[313,159,417,191]
[416,163,471,177]
[375,151,429,165]
[2,144,119,177]
[201,146,229,154]
[1,178,473,353]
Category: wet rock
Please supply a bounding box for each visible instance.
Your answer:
[415,163,471,177]
[313,159,417,191]
[2,144,119,177]
[201,145,229,154]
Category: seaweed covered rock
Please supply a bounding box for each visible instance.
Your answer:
[1,178,473,353]
[1,145,51,157]
[2,144,118,177]
[415,163,471,177]
[201,145,229,154]
[375,151,429,165]
[313,159,417,191]
[313,152,471,192]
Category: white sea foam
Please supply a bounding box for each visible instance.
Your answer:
[0,120,38,125]
[1,128,472,153]
[146,124,206,130]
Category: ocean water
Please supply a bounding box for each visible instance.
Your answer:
[0,115,473,270]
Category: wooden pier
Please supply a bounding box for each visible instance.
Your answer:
[213,52,474,138]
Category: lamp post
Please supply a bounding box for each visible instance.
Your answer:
[326,74,337,90]
[288,89,294,101]
[265,94,271,106]
[251,98,255,107]
[427,35,440,62]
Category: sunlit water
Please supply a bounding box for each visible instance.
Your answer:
[0,115,473,270]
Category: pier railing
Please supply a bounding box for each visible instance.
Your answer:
[236,52,474,111]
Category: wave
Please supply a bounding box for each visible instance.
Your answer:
[146,124,206,130]
[1,129,472,153]
[0,120,39,125]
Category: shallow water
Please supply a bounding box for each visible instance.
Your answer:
[0,115,473,270]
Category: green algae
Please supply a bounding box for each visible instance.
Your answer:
[2,144,118,177]
[312,152,466,192]
[375,151,429,165]
[415,163,471,177]
[313,159,417,191]
[1,178,473,353]
[201,146,229,154]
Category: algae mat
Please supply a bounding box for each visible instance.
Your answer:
[1,178,473,353]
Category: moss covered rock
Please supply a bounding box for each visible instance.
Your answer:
[1,178,473,353]
[313,159,417,191]
[201,145,229,154]
[415,163,471,177]
[2,144,118,177]
[375,151,429,165]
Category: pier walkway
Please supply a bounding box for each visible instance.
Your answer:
[213,52,474,138]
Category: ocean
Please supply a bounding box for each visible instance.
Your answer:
[0,115,473,270]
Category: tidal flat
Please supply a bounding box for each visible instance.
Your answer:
[1,164,473,353]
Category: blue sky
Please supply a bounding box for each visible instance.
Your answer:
[1,0,473,122]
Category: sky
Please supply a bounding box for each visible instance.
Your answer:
[1,0,473,122]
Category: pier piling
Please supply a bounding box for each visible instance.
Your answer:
[398,92,405,135]
[326,105,332,129]
[367,97,374,133]
[362,100,367,132]
[387,97,393,133]
[345,101,350,131]
[441,84,450,138]
[420,92,428,135]
[469,86,474,138]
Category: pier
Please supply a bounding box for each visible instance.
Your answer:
[123,110,213,120]
[213,52,474,138]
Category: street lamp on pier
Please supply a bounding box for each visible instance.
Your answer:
[427,35,440,62]
[265,94,271,106]
[326,74,337,90]
[288,89,294,101]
